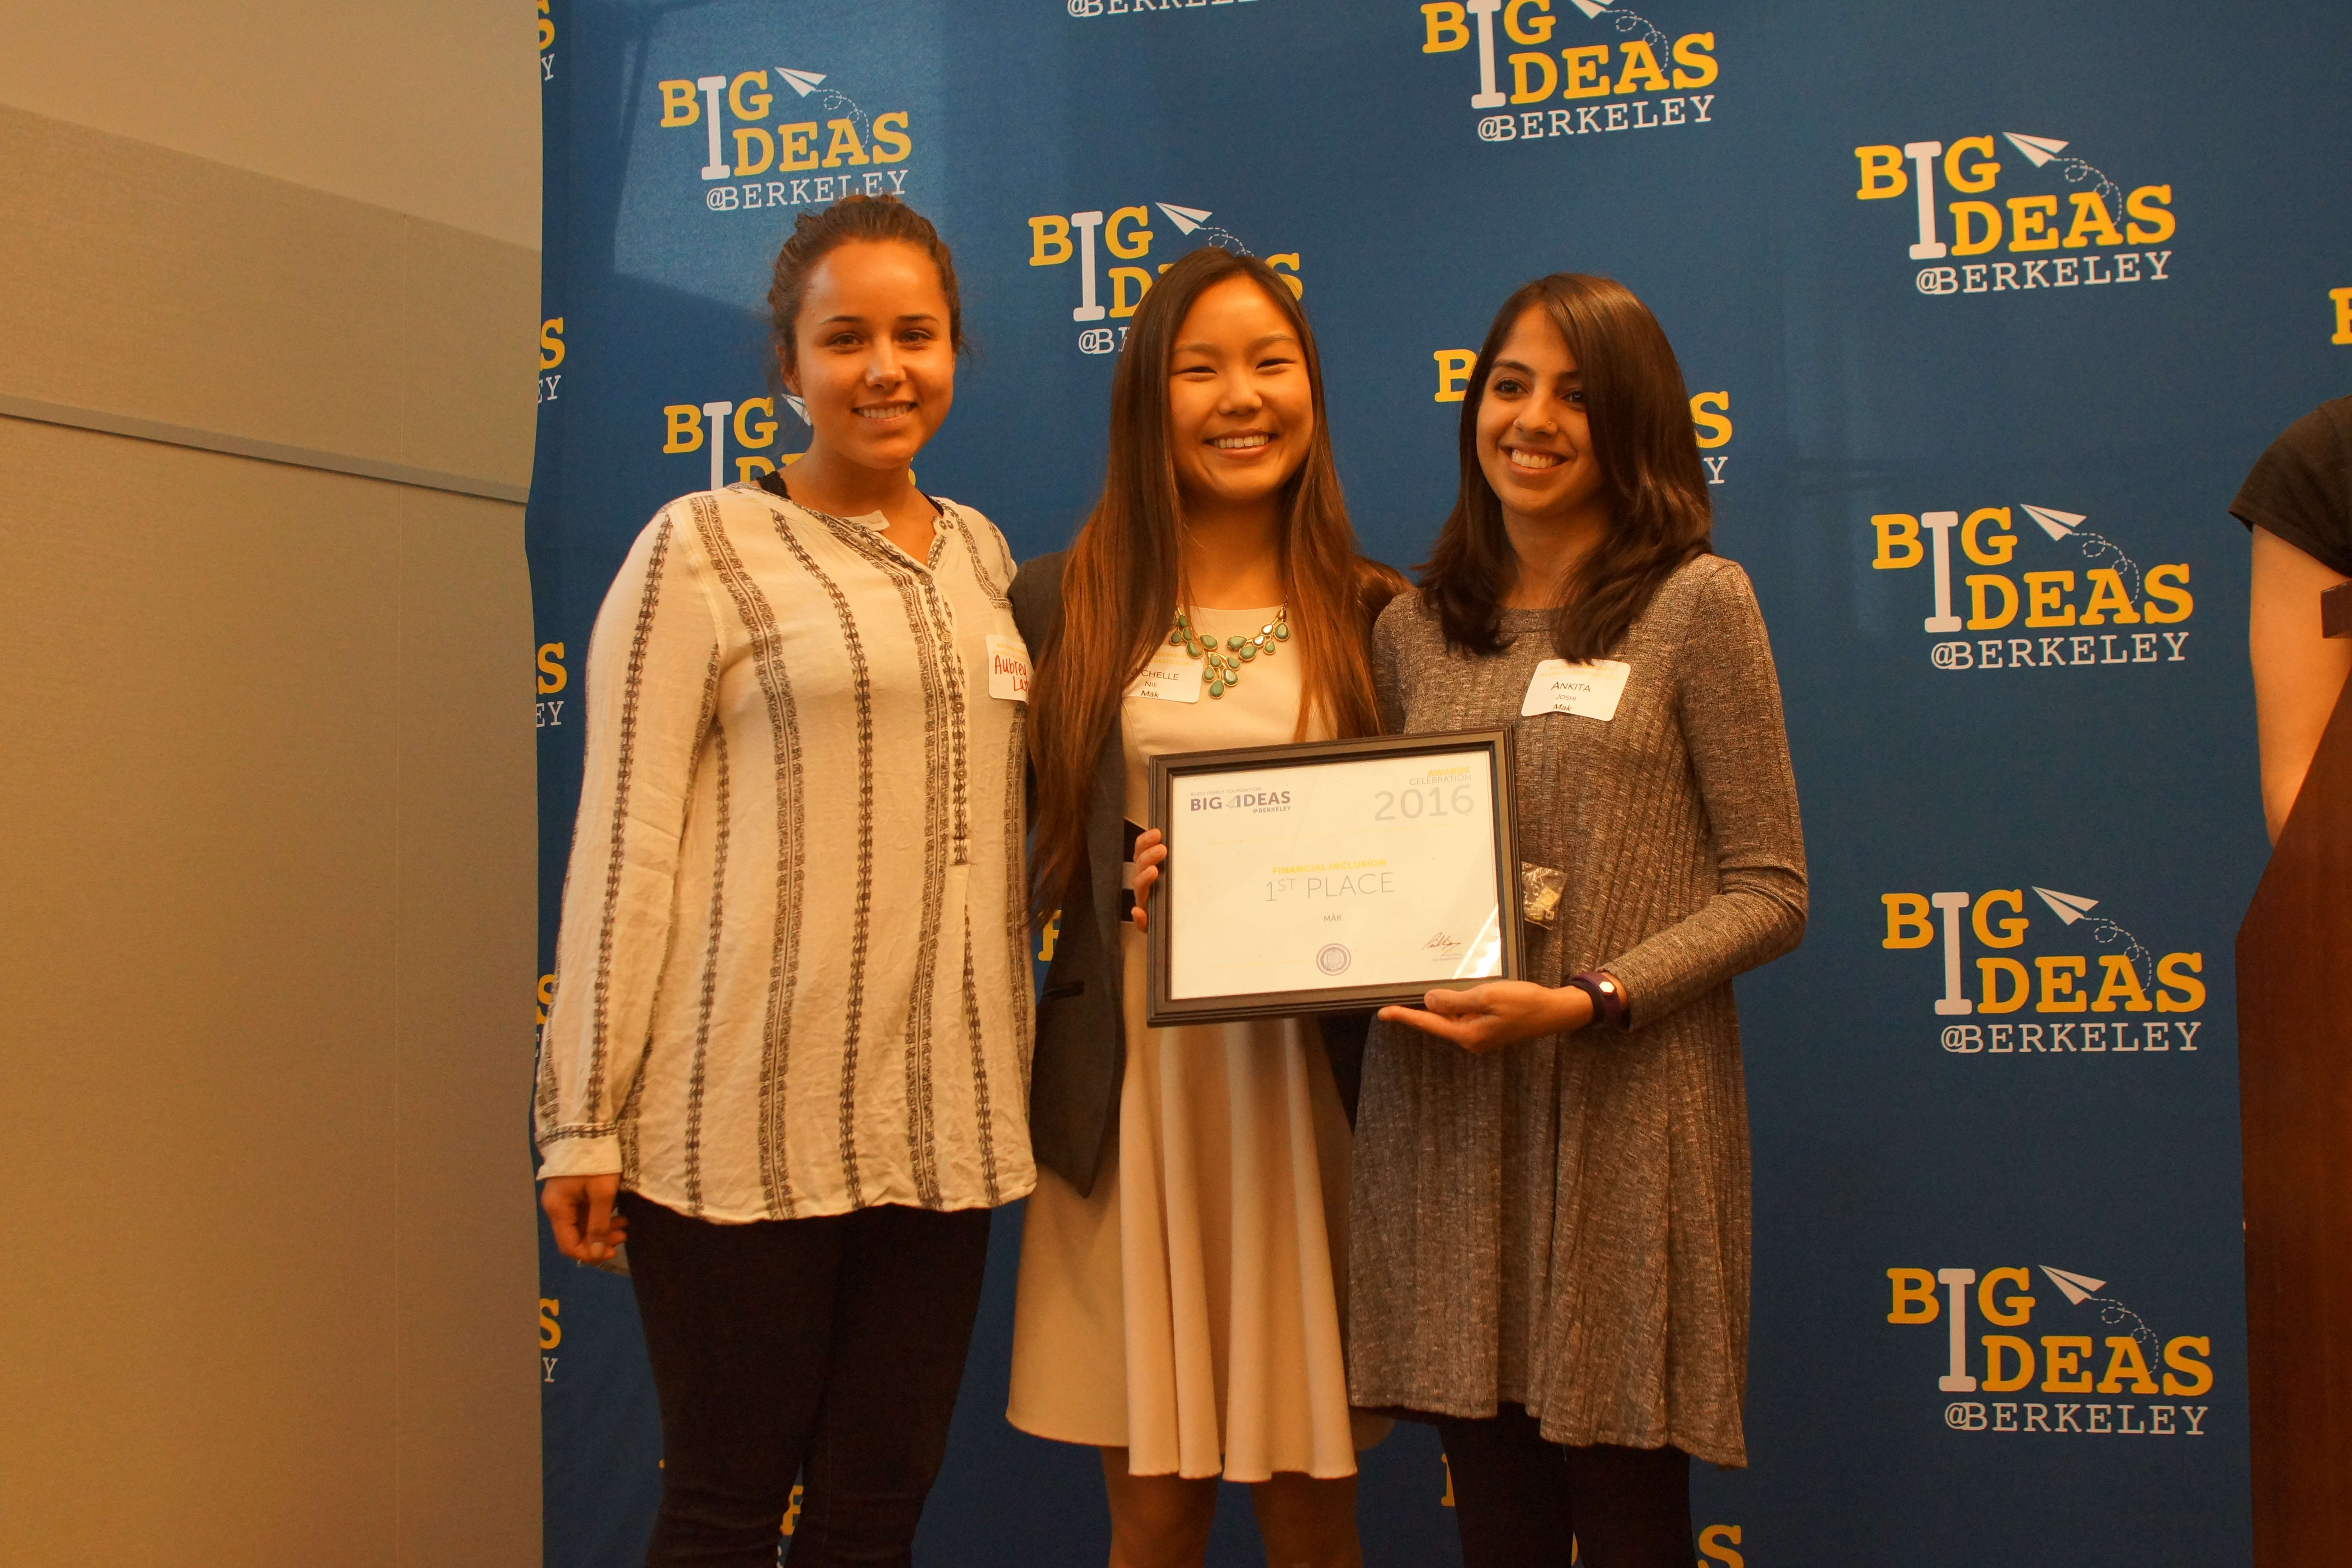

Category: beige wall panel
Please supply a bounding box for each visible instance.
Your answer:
[0,416,538,1567]
[0,105,537,490]
[0,0,541,248]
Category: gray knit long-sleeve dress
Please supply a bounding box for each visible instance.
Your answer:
[1345,555,1806,1468]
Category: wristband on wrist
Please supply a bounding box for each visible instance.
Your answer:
[1566,970,1628,1029]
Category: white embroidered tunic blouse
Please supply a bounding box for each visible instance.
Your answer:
[534,483,1036,1222]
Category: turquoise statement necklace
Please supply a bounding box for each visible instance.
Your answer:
[1169,606,1289,698]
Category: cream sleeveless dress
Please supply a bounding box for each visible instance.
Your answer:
[1007,611,1388,1480]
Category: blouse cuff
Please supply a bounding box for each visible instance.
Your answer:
[535,1133,624,1181]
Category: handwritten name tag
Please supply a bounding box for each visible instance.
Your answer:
[1129,646,1202,704]
[1521,658,1631,721]
[986,634,1031,702]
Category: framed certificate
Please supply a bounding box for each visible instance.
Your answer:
[1145,729,1523,1026]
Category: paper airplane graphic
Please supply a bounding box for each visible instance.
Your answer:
[1156,203,1213,235]
[1569,0,1613,16]
[783,393,808,423]
[2041,1265,2107,1305]
[777,68,828,97]
[2033,886,2100,924]
[2022,503,2086,541]
[2004,132,2070,167]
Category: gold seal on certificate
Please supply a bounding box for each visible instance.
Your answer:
[1145,730,1524,1025]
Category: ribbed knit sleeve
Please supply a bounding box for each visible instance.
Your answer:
[534,508,721,1178]
[1602,559,1808,1026]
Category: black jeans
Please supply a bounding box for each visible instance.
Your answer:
[622,1194,993,1568]
[1428,1405,1694,1568]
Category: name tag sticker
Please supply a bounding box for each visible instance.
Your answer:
[986,634,1031,702]
[1129,646,1202,704]
[1522,658,1631,721]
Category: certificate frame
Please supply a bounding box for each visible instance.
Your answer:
[1144,728,1523,1027]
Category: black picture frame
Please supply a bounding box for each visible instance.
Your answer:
[1145,728,1523,1027]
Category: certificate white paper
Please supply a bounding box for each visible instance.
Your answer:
[1165,747,1506,1001]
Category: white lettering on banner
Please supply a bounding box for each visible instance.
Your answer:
[1931,632,2190,669]
[986,635,1032,702]
[538,374,562,405]
[536,700,567,730]
[1477,95,1714,142]
[1938,1020,2203,1054]
[1918,253,2174,296]
[706,169,910,213]
[1521,659,1630,721]
[1944,1401,2209,1435]
[1066,0,1274,16]
[1129,647,1202,704]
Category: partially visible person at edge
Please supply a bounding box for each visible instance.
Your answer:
[2230,395,2352,844]
[534,195,1034,1568]
[1348,274,1807,1568]
[1005,245,1404,1568]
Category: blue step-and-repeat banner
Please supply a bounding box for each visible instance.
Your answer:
[525,1,2350,1561]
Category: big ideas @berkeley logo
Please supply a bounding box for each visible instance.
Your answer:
[1855,132,2175,299]
[1421,0,1719,146]
[1868,499,2194,671]
[1880,883,2206,1058]
[1027,204,1301,357]
[655,67,914,215]
[1888,1263,2215,1440]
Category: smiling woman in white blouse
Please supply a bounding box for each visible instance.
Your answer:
[532,195,1034,1568]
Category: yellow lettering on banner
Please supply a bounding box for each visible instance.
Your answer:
[736,456,775,483]
[1960,507,2014,566]
[1971,889,2026,947]
[1977,958,2029,1013]
[1266,253,1303,299]
[2078,568,2140,625]
[733,127,775,176]
[1503,0,1553,45]
[535,972,556,1024]
[729,70,771,120]
[735,398,776,449]
[1870,513,1923,568]
[1887,1268,1939,1323]
[1950,201,2003,256]
[2125,185,2175,245]
[778,122,819,170]
[1563,44,1612,98]
[2163,1336,2213,1397]
[1979,1268,2035,1326]
[1697,1524,1743,1568]
[2006,194,2060,251]
[536,643,568,695]
[2141,564,2193,622]
[1944,136,1998,193]
[663,405,704,453]
[1982,1335,2035,1390]
[2023,570,2075,626]
[2035,956,2088,1013]
[540,318,567,370]
[1613,40,1670,94]
[2156,952,2206,1013]
[2091,955,2153,1013]
[1029,216,1073,266]
[2040,1336,2094,1392]
[1421,2,1470,52]
[1037,911,1062,963]
[1965,575,2017,630]
[820,119,869,167]
[1690,391,1732,448]
[539,1298,562,1349]
[1108,267,1152,318]
[1671,33,1717,89]
[1855,145,1907,200]
[537,0,554,52]
[658,80,700,127]
[1510,52,1558,103]
[2062,192,2125,249]
[1881,893,1934,948]
[1105,206,1152,259]
[2099,1337,2161,1394]
[870,111,912,163]
[1434,350,1477,402]
[2332,287,2352,345]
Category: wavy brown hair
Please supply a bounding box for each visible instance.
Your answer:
[1027,247,1401,915]
[1421,274,1711,659]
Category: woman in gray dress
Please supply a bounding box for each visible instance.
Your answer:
[1347,274,1807,1568]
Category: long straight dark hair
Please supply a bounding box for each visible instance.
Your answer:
[1421,274,1712,659]
[1027,247,1399,915]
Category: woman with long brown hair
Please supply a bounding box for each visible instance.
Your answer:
[1005,246,1400,1568]
[1346,274,1806,1567]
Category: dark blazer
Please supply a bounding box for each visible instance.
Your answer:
[1012,550,1385,1196]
